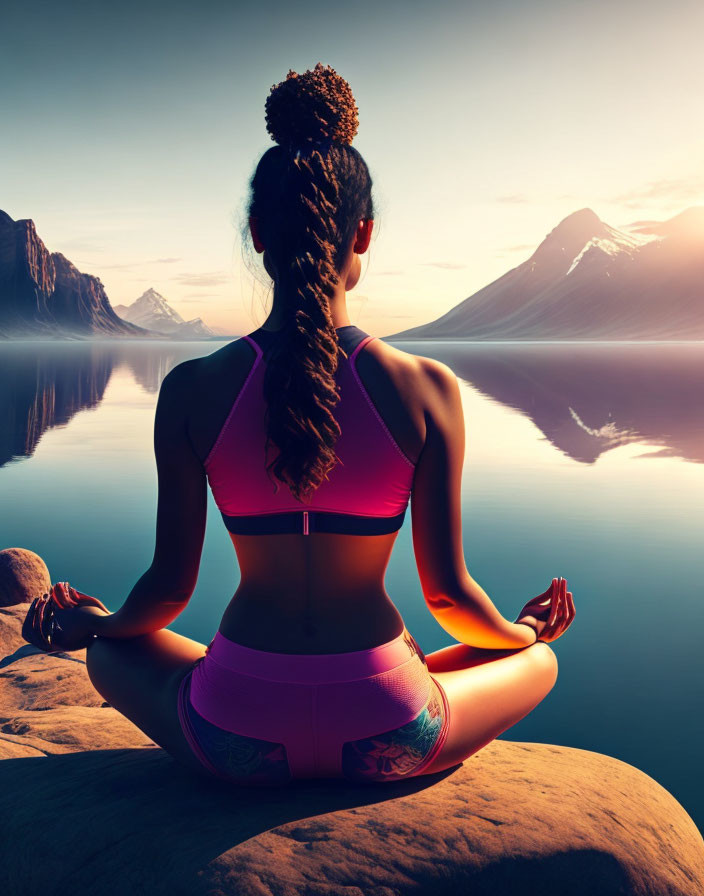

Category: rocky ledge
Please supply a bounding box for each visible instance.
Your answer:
[1,548,703,895]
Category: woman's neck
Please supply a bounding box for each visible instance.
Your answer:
[264,285,353,331]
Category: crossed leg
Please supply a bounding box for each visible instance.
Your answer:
[85,629,557,783]
[418,640,559,776]
[85,628,211,779]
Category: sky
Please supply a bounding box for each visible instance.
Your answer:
[2,0,703,336]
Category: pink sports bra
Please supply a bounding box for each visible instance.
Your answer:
[204,325,416,536]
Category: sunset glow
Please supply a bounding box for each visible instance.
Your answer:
[2,0,703,336]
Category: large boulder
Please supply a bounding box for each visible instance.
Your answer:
[0,602,702,894]
[0,547,51,608]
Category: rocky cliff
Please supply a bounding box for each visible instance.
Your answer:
[0,210,154,339]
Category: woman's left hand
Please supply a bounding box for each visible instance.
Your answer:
[53,604,109,648]
[50,583,110,649]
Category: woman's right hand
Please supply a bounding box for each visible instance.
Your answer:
[515,577,575,642]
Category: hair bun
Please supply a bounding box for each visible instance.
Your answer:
[265,62,359,147]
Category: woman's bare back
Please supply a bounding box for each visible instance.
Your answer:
[182,333,446,654]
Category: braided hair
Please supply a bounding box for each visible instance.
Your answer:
[247,63,375,503]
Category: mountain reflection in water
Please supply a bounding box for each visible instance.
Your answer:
[411,342,704,465]
[0,343,185,468]
[1,340,702,469]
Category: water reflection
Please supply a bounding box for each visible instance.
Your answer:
[407,342,704,465]
[0,345,112,467]
[126,347,186,395]
[1,341,703,469]
[0,342,204,467]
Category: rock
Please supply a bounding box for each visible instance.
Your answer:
[0,208,151,339]
[0,604,156,763]
[0,213,56,328]
[50,251,140,336]
[0,547,51,608]
[0,600,703,895]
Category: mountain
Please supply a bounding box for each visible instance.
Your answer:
[172,317,216,339]
[116,288,186,332]
[209,324,238,337]
[0,210,151,339]
[390,207,704,341]
[116,288,215,339]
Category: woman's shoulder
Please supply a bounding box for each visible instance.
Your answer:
[355,338,459,462]
[153,342,252,431]
[362,337,458,408]
[165,338,254,388]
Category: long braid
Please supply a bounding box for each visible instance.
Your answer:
[246,64,374,503]
[263,146,347,503]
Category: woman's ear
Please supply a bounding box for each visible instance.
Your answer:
[353,219,374,254]
[249,216,265,254]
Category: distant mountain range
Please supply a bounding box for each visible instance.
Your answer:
[390,207,704,341]
[0,210,217,340]
[114,288,214,338]
[7,204,703,342]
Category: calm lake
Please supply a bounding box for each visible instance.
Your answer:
[1,338,702,829]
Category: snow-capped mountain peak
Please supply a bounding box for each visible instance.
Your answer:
[128,288,185,327]
[389,205,704,341]
[565,223,660,277]
[114,288,214,338]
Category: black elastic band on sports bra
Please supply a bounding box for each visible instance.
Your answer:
[220,508,407,536]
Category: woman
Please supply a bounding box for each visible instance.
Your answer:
[25,64,574,785]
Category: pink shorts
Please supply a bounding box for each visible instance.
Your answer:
[177,626,451,786]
